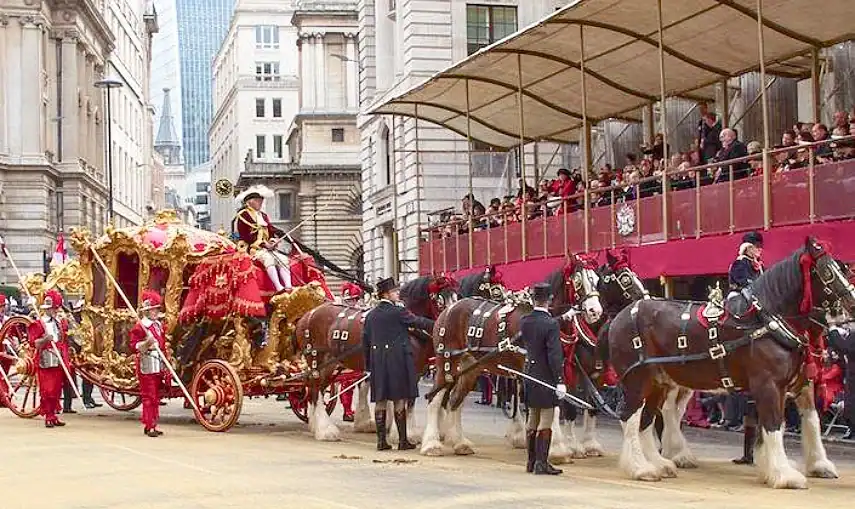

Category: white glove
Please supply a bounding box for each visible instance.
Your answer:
[561,309,578,321]
[555,383,567,399]
[830,326,849,337]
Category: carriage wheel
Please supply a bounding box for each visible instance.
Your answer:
[288,386,337,423]
[1,316,40,418]
[190,360,244,432]
[98,386,142,412]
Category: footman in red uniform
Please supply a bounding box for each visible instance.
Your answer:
[129,290,170,437]
[28,290,70,428]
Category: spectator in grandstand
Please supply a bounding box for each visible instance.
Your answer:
[811,123,834,162]
[697,103,723,164]
[833,110,850,134]
[713,128,750,182]
[642,132,668,162]
[550,168,576,213]
[624,153,639,176]
[485,198,502,228]
[832,138,855,160]
[746,141,764,176]
[638,159,661,198]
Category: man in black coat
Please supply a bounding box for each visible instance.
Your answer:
[714,128,750,182]
[521,283,566,475]
[727,231,763,465]
[362,277,435,451]
[828,325,855,439]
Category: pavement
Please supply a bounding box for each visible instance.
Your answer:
[3,386,855,509]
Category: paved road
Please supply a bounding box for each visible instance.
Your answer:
[3,387,855,509]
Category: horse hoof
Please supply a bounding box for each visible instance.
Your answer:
[807,461,839,479]
[670,453,699,469]
[454,442,475,456]
[571,449,588,459]
[420,441,444,457]
[549,454,573,465]
[585,448,604,458]
[633,470,662,482]
[657,462,678,479]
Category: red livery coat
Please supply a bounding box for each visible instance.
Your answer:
[129,320,170,429]
[28,317,70,420]
[235,207,283,248]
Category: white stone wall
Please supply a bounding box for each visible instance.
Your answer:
[0,4,115,283]
[358,0,567,283]
[209,1,300,231]
[102,0,155,228]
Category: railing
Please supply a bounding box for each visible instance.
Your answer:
[419,137,855,274]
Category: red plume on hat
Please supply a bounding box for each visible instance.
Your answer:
[140,289,163,311]
[41,289,63,310]
[341,282,363,299]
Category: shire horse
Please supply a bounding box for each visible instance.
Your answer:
[292,274,458,441]
[608,238,855,489]
[554,249,650,461]
[419,254,605,457]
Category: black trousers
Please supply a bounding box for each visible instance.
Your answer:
[63,377,95,409]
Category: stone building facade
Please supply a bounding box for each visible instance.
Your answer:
[231,0,363,295]
[357,0,570,283]
[0,0,115,283]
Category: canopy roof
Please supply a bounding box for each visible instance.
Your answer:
[371,0,855,148]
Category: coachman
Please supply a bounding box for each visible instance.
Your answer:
[362,277,434,451]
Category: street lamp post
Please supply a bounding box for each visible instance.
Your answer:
[94,76,124,223]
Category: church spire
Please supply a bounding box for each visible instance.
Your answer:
[155,87,182,165]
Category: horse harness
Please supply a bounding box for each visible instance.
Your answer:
[299,305,367,380]
[623,291,807,391]
[436,298,515,384]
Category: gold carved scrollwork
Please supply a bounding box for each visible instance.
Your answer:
[256,283,326,373]
[230,317,252,372]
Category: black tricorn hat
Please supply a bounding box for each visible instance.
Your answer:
[376,277,399,296]
[557,168,571,178]
[742,231,764,247]
[531,282,553,302]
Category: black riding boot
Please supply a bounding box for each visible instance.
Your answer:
[533,429,562,475]
[62,382,77,414]
[375,408,392,451]
[526,429,537,473]
[732,425,755,465]
[394,409,416,451]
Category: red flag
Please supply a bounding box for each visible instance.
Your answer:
[51,232,68,267]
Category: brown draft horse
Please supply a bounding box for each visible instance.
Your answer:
[292,274,458,441]
[608,238,855,489]
[419,255,605,457]
[555,249,650,461]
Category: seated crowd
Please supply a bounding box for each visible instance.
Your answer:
[432,106,855,236]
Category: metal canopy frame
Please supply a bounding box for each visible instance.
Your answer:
[370,0,855,149]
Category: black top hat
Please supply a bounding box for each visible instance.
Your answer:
[742,231,763,247]
[376,277,399,296]
[531,283,553,303]
[557,168,571,178]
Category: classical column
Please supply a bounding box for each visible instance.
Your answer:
[314,33,326,110]
[61,32,81,162]
[298,34,315,110]
[344,33,358,109]
[0,15,8,155]
[20,16,42,156]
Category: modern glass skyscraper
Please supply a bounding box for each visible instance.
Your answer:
[175,0,236,170]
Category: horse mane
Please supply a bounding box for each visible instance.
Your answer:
[751,248,805,315]
[458,272,486,297]
[400,276,433,308]
[543,268,566,300]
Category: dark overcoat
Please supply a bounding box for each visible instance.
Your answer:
[362,300,434,402]
[827,327,855,425]
[728,258,761,291]
[521,309,565,409]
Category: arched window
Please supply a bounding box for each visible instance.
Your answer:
[376,123,393,188]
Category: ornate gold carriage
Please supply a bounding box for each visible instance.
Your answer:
[0,210,328,431]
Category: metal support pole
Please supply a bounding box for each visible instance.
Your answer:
[516,53,528,261]
[644,103,655,146]
[414,105,423,271]
[719,79,730,127]
[811,48,822,124]
[391,115,401,278]
[757,0,772,230]
[656,0,669,241]
[105,91,114,222]
[580,25,591,253]
[465,79,475,268]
